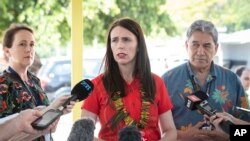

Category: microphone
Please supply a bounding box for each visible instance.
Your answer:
[233,106,250,114]
[193,90,209,101]
[118,125,142,141]
[185,94,233,133]
[185,95,216,117]
[59,79,94,110]
[67,118,95,141]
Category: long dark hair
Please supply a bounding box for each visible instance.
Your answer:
[102,17,155,101]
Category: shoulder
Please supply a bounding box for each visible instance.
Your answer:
[91,74,106,92]
[162,63,187,79]
[152,73,163,82]
[91,74,103,84]
[0,70,12,84]
[151,73,165,87]
[28,71,41,83]
[0,71,11,99]
[214,64,238,78]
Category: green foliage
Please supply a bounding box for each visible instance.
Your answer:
[1,0,250,57]
[216,0,250,32]
[83,0,177,44]
[166,0,250,34]
[0,0,70,57]
[0,0,176,57]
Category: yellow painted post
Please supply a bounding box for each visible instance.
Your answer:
[71,0,83,121]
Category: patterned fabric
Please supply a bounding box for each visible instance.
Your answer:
[82,73,173,141]
[162,61,250,131]
[0,67,49,141]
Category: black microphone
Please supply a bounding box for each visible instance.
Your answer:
[118,125,142,141]
[185,95,216,117]
[185,94,233,133]
[59,79,94,110]
[67,118,95,141]
[193,90,209,101]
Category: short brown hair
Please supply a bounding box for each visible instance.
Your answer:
[2,24,34,49]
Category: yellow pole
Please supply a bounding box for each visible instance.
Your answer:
[71,0,83,121]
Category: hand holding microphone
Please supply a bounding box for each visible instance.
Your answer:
[185,90,216,117]
[60,79,94,109]
[185,92,234,133]
[31,79,94,130]
[49,95,73,115]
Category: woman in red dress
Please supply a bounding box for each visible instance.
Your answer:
[81,17,177,141]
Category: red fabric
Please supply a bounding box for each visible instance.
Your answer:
[82,74,173,141]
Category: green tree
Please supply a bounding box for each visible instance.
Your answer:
[0,0,176,56]
[165,0,250,34]
[83,0,177,45]
[210,0,250,32]
[0,0,70,57]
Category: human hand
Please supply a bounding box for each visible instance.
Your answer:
[49,95,75,114]
[184,123,229,141]
[203,130,230,141]
[16,109,42,134]
[9,117,60,141]
[209,114,226,133]
[40,118,60,134]
[179,121,213,141]
[210,112,250,126]
[18,109,59,134]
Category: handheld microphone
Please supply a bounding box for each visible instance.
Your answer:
[67,118,95,141]
[185,94,233,133]
[59,79,94,110]
[118,125,142,141]
[185,95,216,117]
[193,90,209,101]
[233,106,250,114]
[185,90,213,116]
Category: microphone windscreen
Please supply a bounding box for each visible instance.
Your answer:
[71,79,94,101]
[67,118,95,141]
[118,125,141,141]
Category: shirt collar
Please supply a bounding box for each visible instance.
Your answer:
[186,61,216,82]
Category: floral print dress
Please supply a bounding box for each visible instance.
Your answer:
[0,67,49,141]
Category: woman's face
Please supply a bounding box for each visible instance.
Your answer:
[5,30,35,68]
[240,69,250,91]
[110,26,138,67]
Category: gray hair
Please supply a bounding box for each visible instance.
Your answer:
[186,20,218,44]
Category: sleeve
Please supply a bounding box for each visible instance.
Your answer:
[0,113,18,124]
[0,75,13,118]
[155,75,173,115]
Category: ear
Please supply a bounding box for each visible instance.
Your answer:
[214,43,219,53]
[3,47,10,57]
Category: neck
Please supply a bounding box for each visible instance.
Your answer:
[118,64,134,83]
[191,66,210,87]
[9,64,29,81]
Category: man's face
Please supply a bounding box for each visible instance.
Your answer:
[185,31,218,70]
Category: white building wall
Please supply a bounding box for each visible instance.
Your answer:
[221,43,250,67]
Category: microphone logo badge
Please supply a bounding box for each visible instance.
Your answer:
[81,80,92,91]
